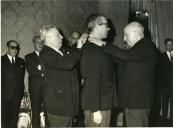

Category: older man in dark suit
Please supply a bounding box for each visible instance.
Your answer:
[39,25,81,127]
[1,40,25,128]
[25,36,45,128]
[103,22,157,126]
[80,13,117,127]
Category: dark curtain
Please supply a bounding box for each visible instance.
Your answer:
[130,0,173,52]
[98,0,130,48]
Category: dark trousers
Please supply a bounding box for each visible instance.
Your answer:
[84,110,111,127]
[46,113,73,127]
[170,99,173,122]
[2,97,21,128]
[124,108,150,127]
[160,88,170,119]
[30,91,44,128]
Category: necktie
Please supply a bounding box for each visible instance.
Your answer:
[12,57,15,64]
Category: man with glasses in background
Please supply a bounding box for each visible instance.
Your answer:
[2,40,25,128]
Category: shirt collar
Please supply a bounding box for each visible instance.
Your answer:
[7,53,15,63]
[166,51,173,61]
[51,47,63,56]
[88,35,105,46]
[35,51,39,56]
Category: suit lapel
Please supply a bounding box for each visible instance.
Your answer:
[4,54,12,65]
[164,52,171,63]
[32,52,40,63]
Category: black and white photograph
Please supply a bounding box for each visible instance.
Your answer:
[1,0,173,127]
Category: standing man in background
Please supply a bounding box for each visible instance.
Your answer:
[157,39,173,122]
[2,40,25,128]
[25,36,45,128]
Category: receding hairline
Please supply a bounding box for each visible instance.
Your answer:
[124,22,144,33]
[6,40,19,47]
[87,13,107,31]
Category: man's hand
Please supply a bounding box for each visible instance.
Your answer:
[93,110,102,124]
[77,33,88,49]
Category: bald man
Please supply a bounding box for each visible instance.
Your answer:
[102,22,157,126]
[68,31,81,47]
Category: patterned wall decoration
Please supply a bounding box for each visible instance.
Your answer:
[1,0,99,58]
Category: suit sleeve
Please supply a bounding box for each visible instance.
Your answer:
[82,49,102,112]
[103,44,142,61]
[25,55,43,76]
[40,49,81,71]
[20,59,25,100]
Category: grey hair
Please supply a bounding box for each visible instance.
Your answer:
[39,25,57,42]
[125,22,144,36]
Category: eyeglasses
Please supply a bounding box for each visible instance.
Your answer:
[9,46,20,50]
[98,23,109,27]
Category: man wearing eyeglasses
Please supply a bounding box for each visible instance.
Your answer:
[2,40,25,128]
[80,13,117,127]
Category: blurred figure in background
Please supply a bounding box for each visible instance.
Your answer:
[68,31,81,47]
[157,39,173,122]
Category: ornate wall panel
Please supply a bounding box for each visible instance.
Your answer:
[1,0,99,57]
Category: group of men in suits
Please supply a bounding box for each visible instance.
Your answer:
[2,13,172,127]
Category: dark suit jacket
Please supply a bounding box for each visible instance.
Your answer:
[157,52,172,88]
[80,41,117,112]
[1,54,25,101]
[170,60,173,98]
[40,45,81,116]
[25,52,45,94]
[103,38,157,109]
[157,52,173,98]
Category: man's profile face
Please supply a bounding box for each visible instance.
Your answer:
[123,27,137,47]
[7,41,19,57]
[46,28,63,49]
[165,41,173,52]
[34,38,43,52]
[95,16,110,39]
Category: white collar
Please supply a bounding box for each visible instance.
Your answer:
[88,35,105,46]
[7,54,15,63]
[166,51,173,61]
[51,47,63,56]
[35,51,39,56]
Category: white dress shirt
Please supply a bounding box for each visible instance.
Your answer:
[35,51,39,56]
[7,54,15,64]
[166,51,173,61]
